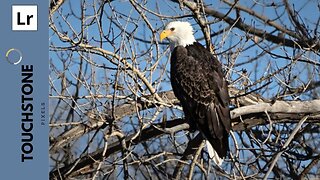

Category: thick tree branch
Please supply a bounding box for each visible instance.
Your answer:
[231,99,320,119]
[50,97,320,179]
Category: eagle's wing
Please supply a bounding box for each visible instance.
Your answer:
[170,43,230,158]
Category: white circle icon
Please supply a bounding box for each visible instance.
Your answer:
[6,48,23,65]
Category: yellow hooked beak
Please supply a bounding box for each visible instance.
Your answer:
[160,30,173,42]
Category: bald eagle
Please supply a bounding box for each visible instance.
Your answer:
[160,21,231,165]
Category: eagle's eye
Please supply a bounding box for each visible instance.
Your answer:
[170,27,175,31]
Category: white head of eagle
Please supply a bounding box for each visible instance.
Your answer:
[159,21,231,166]
[160,21,196,48]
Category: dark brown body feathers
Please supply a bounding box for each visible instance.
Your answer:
[170,42,231,158]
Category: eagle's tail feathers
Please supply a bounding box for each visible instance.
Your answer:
[206,140,224,166]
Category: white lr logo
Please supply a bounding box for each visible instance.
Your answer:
[12,5,38,31]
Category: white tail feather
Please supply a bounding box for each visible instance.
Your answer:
[206,140,224,166]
